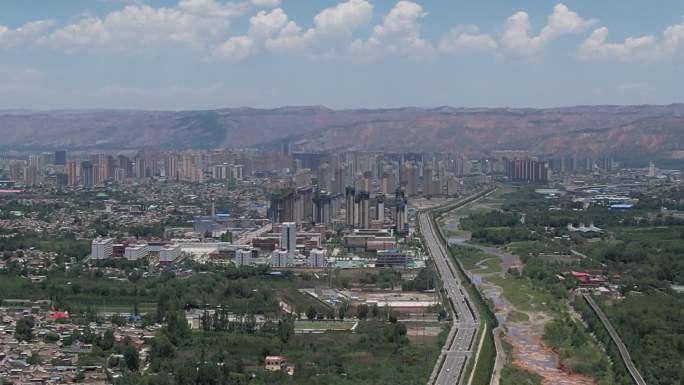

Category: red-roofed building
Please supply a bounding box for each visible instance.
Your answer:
[49,311,69,321]
[570,271,607,287]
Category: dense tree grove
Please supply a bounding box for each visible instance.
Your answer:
[463,187,684,286]
[357,270,402,289]
[116,316,431,385]
[461,211,539,244]
[401,268,436,291]
[0,231,90,260]
[600,295,684,385]
[0,265,281,317]
[543,316,616,384]
[587,226,684,286]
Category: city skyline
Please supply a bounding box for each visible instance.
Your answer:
[1,0,683,110]
[1,2,683,385]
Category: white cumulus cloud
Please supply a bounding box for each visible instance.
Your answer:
[7,0,684,65]
[352,1,431,57]
[577,27,655,61]
[659,17,684,54]
[0,20,54,48]
[213,7,293,59]
[575,15,684,61]
[214,35,255,60]
[268,0,373,52]
[502,3,593,55]
[40,0,269,50]
[214,0,373,60]
[438,25,497,53]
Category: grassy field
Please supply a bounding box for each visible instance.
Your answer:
[294,320,356,331]
[465,322,497,385]
[449,245,500,272]
[451,185,516,216]
[486,274,558,314]
[473,258,502,274]
[438,216,466,236]
[95,303,157,314]
[279,287,334,315]
[506,310,529,323]
[507,240,568,257]
[281,323,442,385]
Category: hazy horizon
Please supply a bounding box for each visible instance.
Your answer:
[2,102,684,114]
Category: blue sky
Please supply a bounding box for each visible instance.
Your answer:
[1,0,683,110]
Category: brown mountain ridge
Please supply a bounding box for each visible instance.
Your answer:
[1,105,683,159]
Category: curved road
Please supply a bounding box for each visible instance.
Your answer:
[421,201,480,385]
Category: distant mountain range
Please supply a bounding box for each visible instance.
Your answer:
[1,104,684,160]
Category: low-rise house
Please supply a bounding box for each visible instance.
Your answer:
[264,355,288,372]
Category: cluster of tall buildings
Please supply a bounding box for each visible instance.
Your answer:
[342,188,407,233]
[269,187,331,225]
[4,147,623,192]
[497,152,619,183]
[288,151,469,199]
[1,150,254,187]
[545,156,616,174]
[268,183,407,235]
[503,158,550,184]
[264,151,481,235]
[68,152,229,186]
[5,151,67,187]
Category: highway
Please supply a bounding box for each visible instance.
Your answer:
[420,201,480,385]
[583,294,647,385]
[234,223,272,245]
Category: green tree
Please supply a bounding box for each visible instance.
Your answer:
[306,305,317,321]
[149,333,176,368]
[111,314,127,327]
[128,270,142,283]
[357,304,369,320]
[371,303,380,318]
[27,353,42,365]
[394,323,407,337]
[100,329,115,350]
[123,344,140,372]
[44,332,60,343]
[164,311,189,345]
[220,232,232,242]
[277,318,294,344]
[15,316,34,342]
[337,302,348,320]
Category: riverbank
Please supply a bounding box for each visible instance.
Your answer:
[438,188,598,385]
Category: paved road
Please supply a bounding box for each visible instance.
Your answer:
[421,202,480,385]
[583,294,647,385]
[234,223,272,245]
[438,187,507,385]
